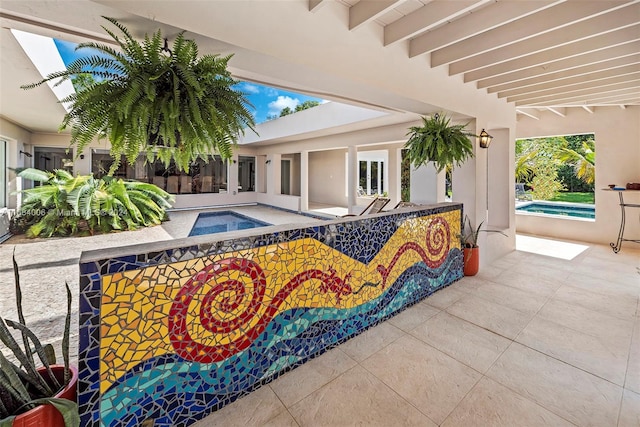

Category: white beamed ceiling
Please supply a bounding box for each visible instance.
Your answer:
[358,0,640,117]
[1,0,638,134]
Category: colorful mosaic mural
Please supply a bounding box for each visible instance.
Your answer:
[79,204,463,427]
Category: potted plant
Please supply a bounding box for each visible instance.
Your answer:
[22,17,255,173]
[0,256,79,426]
[460,216,507,276]
[404,113,475,172]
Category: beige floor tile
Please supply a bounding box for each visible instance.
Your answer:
[445,294,534,339]
[474,265,506,280]
[361,335,481,425]
[625,318,640,393]
[565,272,640,300]
[386,301,440,332]
[423,286,466,309]
[491,269,563,297]
[517,317,629,385]
[441,377,574,427]
[506,262,571,281]
[338,321,404,362]
[269,348,357,407]
[487,343,623,427]
[191,385,286,427]
[262,410,300,427]
[619,388,640,427]
[538,299,634,342]
[288,365,437,427]
[553,284,638,320]
[410,311,510,373]
[576,262,640,287]
[452,275,494,292]
[471,282,549,315]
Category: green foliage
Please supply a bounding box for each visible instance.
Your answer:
[459,216,507,248]
[557,140,595,185]
[278,100,320,117]
[295,100,320,112]
[515,134,595,200]
[400,149,410,203]
[22,17,255,173]
[0,257,79,425]
[279,107,293,117]
[532,162,564,200]
[11,168,174,238]
[404,113,475,173]
[550,192,595,204]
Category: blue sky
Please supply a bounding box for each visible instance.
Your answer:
[54,39,324,124]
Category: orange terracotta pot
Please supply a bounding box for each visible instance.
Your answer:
[11,365,77,427]
[463,246,479,276]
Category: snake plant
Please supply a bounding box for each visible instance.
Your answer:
[0,256,79,426]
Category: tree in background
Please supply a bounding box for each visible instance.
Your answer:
[515,134,595,201]
[557,137,595,190]
[278,100,321,117]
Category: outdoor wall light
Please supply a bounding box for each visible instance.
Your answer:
[19,150,33,158]
[479,129,493,148]
[265,159,271,164]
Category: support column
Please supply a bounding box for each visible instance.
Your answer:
[347,146,358,214]
[229,154,239,195]
[388,148,401,205]
[266,153,281,195]
[410,163,446,204]
[300,150,309,212]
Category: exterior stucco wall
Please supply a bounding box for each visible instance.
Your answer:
[309,149,348,206]
[516,106,640,246]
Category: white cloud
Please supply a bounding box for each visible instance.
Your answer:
[268,96,300,115]
[265,87,279,97]
[240,83,260,94]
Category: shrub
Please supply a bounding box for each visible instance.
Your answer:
[12,168,174,238]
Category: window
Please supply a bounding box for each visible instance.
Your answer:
[358,159,384,196]
[34,147,73,174]
[90,151,228,195]
[237,156,255,192]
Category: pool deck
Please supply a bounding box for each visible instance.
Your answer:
[1,206,639,426]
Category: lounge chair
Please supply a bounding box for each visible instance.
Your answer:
[515,183,533,201]
[393,201,418,209]
[342,197,390,217]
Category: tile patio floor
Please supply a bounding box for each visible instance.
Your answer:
[194,236,640,427]
[1,208,639,426]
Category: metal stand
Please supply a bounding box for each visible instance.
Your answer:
[609,190,640,253]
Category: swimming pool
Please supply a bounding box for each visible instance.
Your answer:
[189,211,272,236]
[516,202,595,219]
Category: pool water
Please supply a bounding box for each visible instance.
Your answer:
[189,211,271,236]
[516,202,595,219]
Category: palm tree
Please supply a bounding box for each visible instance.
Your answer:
[558,140,595,185]
[22,17,255,173]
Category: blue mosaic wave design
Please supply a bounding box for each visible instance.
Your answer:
[99,249,462,427]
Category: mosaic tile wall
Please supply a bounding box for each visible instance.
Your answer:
[78,204,463,427]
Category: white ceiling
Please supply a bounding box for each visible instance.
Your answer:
[1,0,638,134]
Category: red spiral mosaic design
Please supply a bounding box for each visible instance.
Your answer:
[377,216,450,287]
[169,259,352,362]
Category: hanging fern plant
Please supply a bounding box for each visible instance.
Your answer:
[404,113,475,173]
[22,17,256,172]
